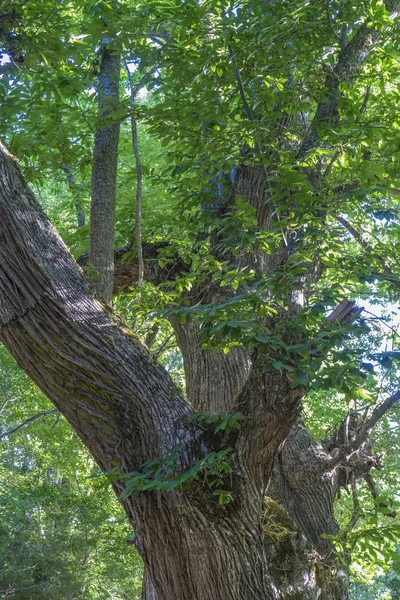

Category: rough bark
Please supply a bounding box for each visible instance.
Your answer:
[269,421,338,555]
[89,44,120,303]
[171,318,251,412]
[167,317,350,600]
[0,138,356,599]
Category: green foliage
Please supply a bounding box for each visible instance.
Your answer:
[115,412,246,504]
[188,410,247,434]
[118,446,233,505]
[351,545,400,598]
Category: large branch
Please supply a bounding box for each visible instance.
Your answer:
[0,142,193,476]
[299,1,400,158]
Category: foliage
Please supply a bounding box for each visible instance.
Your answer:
[111,411,246,504]
[188,410,247,434]
[118,446,233,505]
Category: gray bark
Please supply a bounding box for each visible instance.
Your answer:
[171,318,251,412]
[1,137,352,599]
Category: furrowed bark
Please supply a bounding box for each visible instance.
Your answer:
[169,316,351,599]
[90,44,120,303]
[1,4,398,599]
[171,318,251,412]
[269,421,339,555]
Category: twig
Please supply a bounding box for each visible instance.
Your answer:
[364,473,397,517]
[360,84,371,114]
[153,333,175,357]
[145,324,160,349]
[63,166,85,228]
[343,476,360,536]
[51,411,61,428]
[332,212,396,279]
[362,308,399,337]
[227,44,255,122]
[324,150,340,178]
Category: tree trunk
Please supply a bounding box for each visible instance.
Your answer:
[0,142,351,599]
[89,44,120,302]
[170,316,350,600]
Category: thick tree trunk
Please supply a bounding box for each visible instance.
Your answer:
[171,318,251,412]
[0,143,352,599]
[2,2,399,596]
[129,485,277,600]
[170,319,350,600]
[0,143,292,599]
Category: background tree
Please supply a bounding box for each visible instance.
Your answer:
[0,1,400,599]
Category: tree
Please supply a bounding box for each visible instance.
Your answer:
[1,1,400,598]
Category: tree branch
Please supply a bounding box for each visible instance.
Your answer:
[343,476,360,537]
[326,1,341,41]
[299,1,400,158]
[227,44,255,122]
[145,324,160,349]
[333,212,399,285]
[0,141,194,474]
[89,43,121,302]
[0,409,58,438]
[360,84,371,114]
[364,473,397,517]
[356,390,400,447]
[327,299,364,325]
[63,166,85,228]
